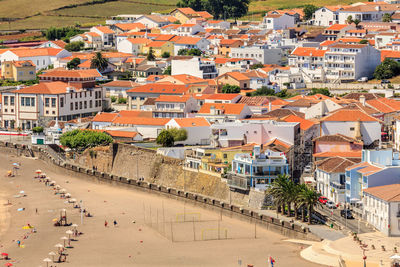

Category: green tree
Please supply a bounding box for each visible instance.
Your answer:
[309,88,331,96]
[374,58,400,80]
[359,39,368,44]
[346,15,353,24]
[298,186,321,224]
[45,26,83,41]
[163,65,171,75]
[187,48,202,56]
[67,57,81,70]
[117,97,127,104]
[382,13,392,22]
[250,63,264,70]
[161,51,170,58]
[90,52,109,72]
[303,5,318,20]
[32,126,44,134]
[168,128,188,142]
[267,175,290,215]
[147,47,156,61]
[110,96,117,103]
[221,84,241,94]
[353,19,361,27]
[178,48,188,55]
[178,0,250,20]
[156,130,174,147]
[251,86,276,96]
[60,129,113,152]
[65,41,84,52]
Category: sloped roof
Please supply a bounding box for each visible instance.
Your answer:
[11,81,71,94]
[155,95,192,103]
[364,184,400,202]
[316,156,360,173]
[92,112,119,122]
[313,133,363,144]
[173,117,210,127]
[367,98,400,114]
[112,117,170,126]
[7,48,64,57]
[39,69,102,79]
[282,115,315,130]
[262,108,305,119]
[102,80,139,88]
[198,103,246,115]
[126,83,188,94]
[320,109,380,122]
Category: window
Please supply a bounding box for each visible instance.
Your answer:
[29,71,34,75]
[75,102,78,110]
[89,100,93,108]
[60,97,64,108]
[84,101,87,109]
[140,97,145,101]
[70,103,73,111]
[350,127,355,131]
[21,97,25,106]
[79,102,82,109]
[52,111,55,115]
[51,98,56,107]
[31,98,35,107]
[3,96,8,105]
[45,98,50,107]
[223,154,227,159]
[46,110,49,114]
[10,96,14,105]
[132,96,137,100]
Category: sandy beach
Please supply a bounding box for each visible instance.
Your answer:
[0,151,323,267]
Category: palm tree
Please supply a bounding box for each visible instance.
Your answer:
[90,52,108,72]
[268,174,290,215]
[299,186,321,224]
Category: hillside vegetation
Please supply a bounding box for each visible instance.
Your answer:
[0,0,355,31]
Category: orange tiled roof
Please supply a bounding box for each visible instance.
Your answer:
[325,24,350,31]
[174,36,202,45]
[364,184,400,202]
[146,41,168,48]
[102,80,139,88]
[366,98,400,114]
[7,48,64,57]
[11,81,71,94]
[320,109,380,122]
[173,117,210,127]
[381,50,400,61]
[155,95,192,103]
[219,39,242,45]
[313,151,362,158]
[12,60,35,67]
[93,26,114,34]
[105,130,139,138]
[115,23,145,31]
[168,74,206,84]
[112,117,170,126]
[176,7,196,15]
[291,47,326,57]
[92,112,119,122]
[282,114,315,130]
[126,83,188,94]
[39,69,101,78]
[224,72,250,81]
[198,103,246,115]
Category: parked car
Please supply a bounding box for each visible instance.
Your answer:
[381,79,390,84]
[340,209,354,219]
[326,201,337,209]
[318,196,328,204]
[357,77,368,82]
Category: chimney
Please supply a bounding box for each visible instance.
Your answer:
[359,95,366,106]
[354,119,362,141]
[210,105,216,115]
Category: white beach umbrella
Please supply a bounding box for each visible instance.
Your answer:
[48,251,56,262]
[54,244,63,248]
[54,185,61,189]
[43,258,52,262]
[71,224,78,227]
[66,230,73,235]
[391,254,400,260]
[60,189,67,193]
[69,198,77,203]
[60,236,68,240]
[35,170,42,173]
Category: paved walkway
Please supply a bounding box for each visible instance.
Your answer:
[258,209,346,241]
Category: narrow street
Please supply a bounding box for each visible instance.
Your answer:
[317,206,375,234]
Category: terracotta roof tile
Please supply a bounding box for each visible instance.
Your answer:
[282,114,315,130]
[11,81,71,94]
[112,117,170,126]
[155,95,192,102]
[316,156,361,173]
[39,69,102,79]
[198,103,246,115]
[320,109,380,122]
[92,112,119,122]
[173,117,210,127]
[126,83,188,94]
[364,184,400,202]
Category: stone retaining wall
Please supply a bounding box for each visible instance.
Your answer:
[0,141,321,241]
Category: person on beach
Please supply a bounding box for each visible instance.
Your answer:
[16,240,21,247]
[105,220,108,227]
[113,220,118,227]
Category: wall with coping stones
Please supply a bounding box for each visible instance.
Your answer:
[0,141,321,241]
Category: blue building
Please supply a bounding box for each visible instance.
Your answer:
[228,146,289,191]
[345,149,400,204]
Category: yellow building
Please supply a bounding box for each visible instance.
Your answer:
[1,60,36,81]
[170,8,213,24]
[142,41,174,58]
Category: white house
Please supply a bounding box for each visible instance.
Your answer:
[316,157,360,204]
[173,37,210,55]
[262,13,295,30]
[111,116,170,139]
[363,184,400,236]
[320,109,382,146]
[195,103,252,123]
[153,95,198,118]
[205,20,230,29]
[1,81,104,129]
[134,15,170,28]
[338,4,398,24]
[117,38,151,55]
[0,48,71,70]
[90,26,115,47]
[230,45,283,65]
[171,57,218,79]
[313,6,346,26]
[165,117,211,145]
